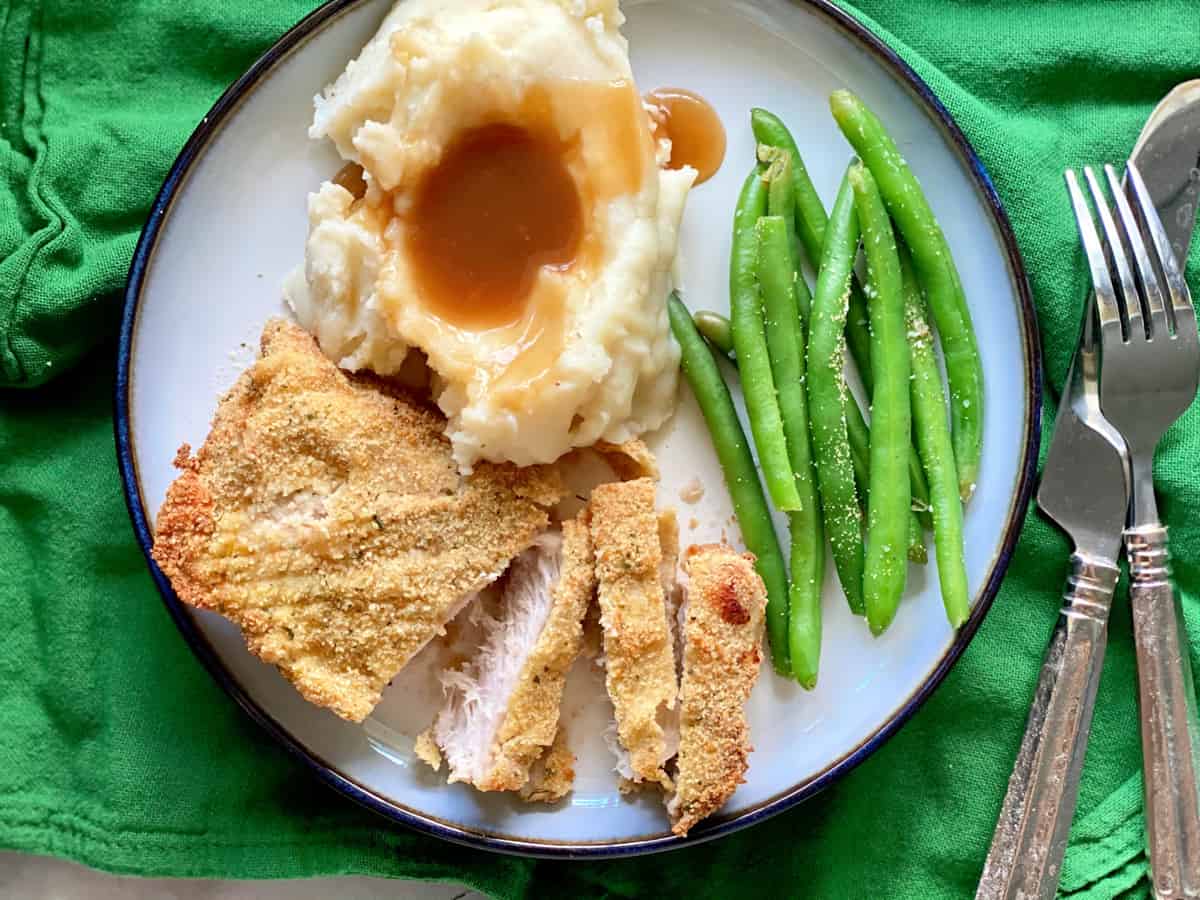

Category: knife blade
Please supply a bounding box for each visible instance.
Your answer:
[1131,80,1200,264]
[1037,333,1128,562]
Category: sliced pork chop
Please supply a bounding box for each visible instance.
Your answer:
[152,319,564,723]
[668,544,766,836]
[429,511,594,792]
[590,478,679,790]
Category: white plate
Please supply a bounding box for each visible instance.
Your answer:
[116,0,1040,856]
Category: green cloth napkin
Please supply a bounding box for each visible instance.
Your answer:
[2,0,1198,896]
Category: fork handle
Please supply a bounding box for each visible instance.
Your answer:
[976,551,1118,900]
[1127,525,1200,899]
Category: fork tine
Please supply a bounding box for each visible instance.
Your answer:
[1104,164,1170,340]
[1126,161,1195,338]
[1082,166,1140,340]
[1065,169,1124,343]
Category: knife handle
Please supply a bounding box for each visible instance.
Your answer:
[976,551,1119,900]
[1127,524,1200,900]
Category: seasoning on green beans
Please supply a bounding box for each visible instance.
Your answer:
[756,214,824,688]
[729,167,802,512]
[850,163,911,636]
[899,249,970,627]
[806,165,865,615]
[830,89,984,502]
[693,310,735,359]
[753,107,932,525]
[668,293,794,673]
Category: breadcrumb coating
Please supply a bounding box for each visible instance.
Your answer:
[414,729,442,771]
[575,441,660,663]
[668,544,767,836]
[152,319,563,722]
[593,439,660,481]
[590,478,678,790]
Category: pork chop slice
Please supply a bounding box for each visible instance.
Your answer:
[667,544,766,836]
[427,510,594,792]
[152,319,563,722]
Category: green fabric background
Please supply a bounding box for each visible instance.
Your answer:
[1,0,1198,896]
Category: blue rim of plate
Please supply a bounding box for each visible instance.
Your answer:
[115,0,1042,859]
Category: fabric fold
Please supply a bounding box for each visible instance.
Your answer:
[1,1,1198,897]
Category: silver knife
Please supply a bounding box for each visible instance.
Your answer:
[1127,81,1200,899]
[976,284,1128,899]
[978,81,1200,900]
[1131,80,1200,264]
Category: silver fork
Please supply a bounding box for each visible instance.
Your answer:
[1067,161,1200,899]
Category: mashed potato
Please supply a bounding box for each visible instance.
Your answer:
[286,0,693,470]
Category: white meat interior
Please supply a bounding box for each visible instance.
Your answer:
[434,531,563,785]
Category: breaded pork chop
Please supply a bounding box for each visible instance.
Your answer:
[590,478,678,790]
[668,544,766,836]
[429,510,594,793]
[152,319,563,723]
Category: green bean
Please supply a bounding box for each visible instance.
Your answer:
[752,107,932,523]
[842,375,926,563]
[848,310,932,530]
[693,310,735,359]
[899,248,970,628]
[850,163,912,636]
[830,89,983,501]
[729,167,802,512]
[758,146,810,322]
[668,293,792,673]
[851,338,932,529]
[760,147,799,249]
[750,108,828,269]
[806,165,865,615]
[756,214,824,689]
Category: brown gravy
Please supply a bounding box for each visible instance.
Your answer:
[326,80,657,407]
[405,123,583,332]
[644,87,726,185]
